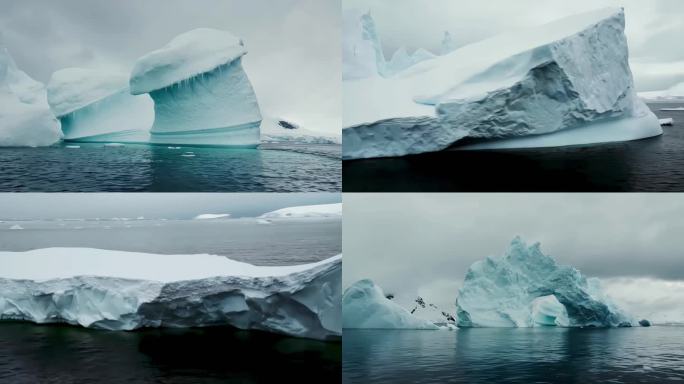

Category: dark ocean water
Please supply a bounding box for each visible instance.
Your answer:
[343,328,684,384]
[0,143,340,192]
[0,323,340,384]
[0,219,341,382]
[343,103,684,192]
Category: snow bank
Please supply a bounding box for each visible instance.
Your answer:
[343,8,662,159]
[47,68,153,141]
[0,248,341,340]
[456,237,634,328]
[193,213,230,220]
[0,48,62,147]
[130,28,261,147]
[343,279,438,329]
[259,203,342,219]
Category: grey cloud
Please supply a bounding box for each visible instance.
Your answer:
[343,193,684,309]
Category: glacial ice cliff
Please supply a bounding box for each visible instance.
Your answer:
[343,8,662,159]
[456,237,633,328]
[47,68,154,142]
[0,248,341,341]
[130,28,262,147]
[0,48,62,147]
[343,279,438,329]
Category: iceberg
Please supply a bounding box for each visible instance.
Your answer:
[440,31,457,55]
[47,68,154,142]
[130,28,262,147]
[639,81,684,102]
[342,10,385,80]
[343,8,662,159]
[409,296,457,327]
[456,237,633,328]
[385,47,436,76]
[259,203,342,219]
[343,279,438,329]
[193,213,231,220]
[0,248,341,340]
[260,117,341,145]
[0,48,62,147]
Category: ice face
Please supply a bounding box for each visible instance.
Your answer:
[47,68,154,142]
[456,237,633,328]
[342,279,439,329]
[0,248,341,341]
[343,8,662,159]
[342,10,385,80]
[0,48,62,147]
[130,28,261,147]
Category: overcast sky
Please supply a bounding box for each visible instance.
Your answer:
[0,193,340,220]
[0,0,340,134]
[344,194,684,321]
[344,0,684,91]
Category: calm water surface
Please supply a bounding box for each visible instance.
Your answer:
[344,328,684,383]
[0,143,340,192]
[0,218,341,265]
[344,104,684,192]
[0,323,340,383]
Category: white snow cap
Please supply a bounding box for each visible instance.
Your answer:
[47,68,129,117]
[130,28,247,95]
[259,203,342,219]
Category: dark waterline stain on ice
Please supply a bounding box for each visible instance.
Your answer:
[343,104,684,192]
[0,143,340,192]
[343,328,684,384]
[0,323,340,384]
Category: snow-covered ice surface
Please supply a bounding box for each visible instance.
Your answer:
[0,248,341,340]
[259,203,342,219]
[0,48,62,147]
[407,296,456,327]
[260,117,341,144]
[47,68,153,141]
[130,28,261,147]
[639,82,684,102]
[343,8,662,159]
[343,279,438,329]
[193,213,231,220]
[456,237,634,328]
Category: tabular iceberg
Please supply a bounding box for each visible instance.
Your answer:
[343,279,438,329]
[0,248,341,341]
[47,68,154,142]
[343,8,662,159]
[456,237,633,328]
[259,203,342,219]
[130,28,262,147]
[0,48,62,147]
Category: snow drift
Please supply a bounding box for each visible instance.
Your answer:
[259,203,342,219]
[0,248,341,341]
[0,48,62,147]
[342,279,438,329]
[47,68,154,142]
[456,237,634,328]
[130,28,261,146]
[342,8,662,159]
